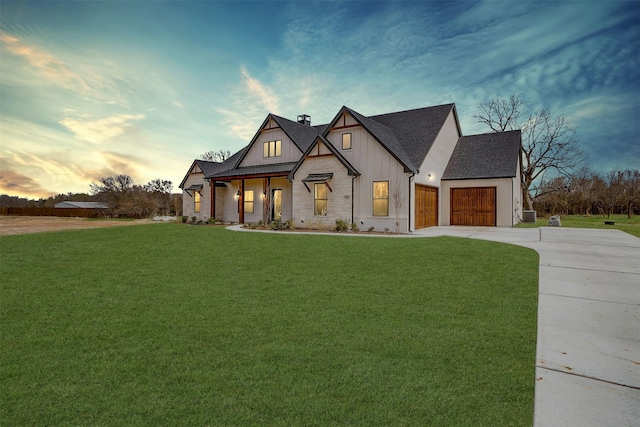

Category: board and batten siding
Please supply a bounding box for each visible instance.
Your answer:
[441,177,519,227]
[325,114,409,232]
[413,109,462,227]
[291,153,353,230]
[238,120,302,167]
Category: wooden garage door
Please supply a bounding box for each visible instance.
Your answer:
[451,187,496,226]
[415,185,438,228]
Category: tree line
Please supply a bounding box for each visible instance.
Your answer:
[1,175,182,218]
[533,168,639,217]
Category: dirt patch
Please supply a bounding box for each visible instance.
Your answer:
[0,216,158,236]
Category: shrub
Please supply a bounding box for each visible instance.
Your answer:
[367,226,375,232]
[268,220,290,231]
[191,216,197,224]
[335,218,349,232]
[351,223,360,232]
[181,216,188,223]
[207,217,216,224]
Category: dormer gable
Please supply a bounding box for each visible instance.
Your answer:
[233,114,321,169]
[323,106,416,173]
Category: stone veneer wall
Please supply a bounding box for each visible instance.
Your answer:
[291,155,353,230]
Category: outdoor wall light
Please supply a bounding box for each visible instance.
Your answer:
[428,173,432,179]
[235,191,240,199]
[261,191,266,200]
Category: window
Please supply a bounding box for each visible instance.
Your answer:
[342,133,352,150]
[314,183,327,216]
[194,191,201,213]
[244,190,254,213]
[263,140,282,158]
[373,181,389,216]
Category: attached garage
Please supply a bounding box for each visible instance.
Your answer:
[440,130,522,227]
[450,187,496,226]
[415,184,438,228]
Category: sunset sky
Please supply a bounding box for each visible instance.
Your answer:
[1,1,638,199]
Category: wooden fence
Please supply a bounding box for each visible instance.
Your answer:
[0,207,106,218]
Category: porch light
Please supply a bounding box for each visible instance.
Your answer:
[261,191,266,200]
[235,191,240,200]
[428,173,432,180]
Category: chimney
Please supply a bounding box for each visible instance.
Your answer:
[297,114,311,126]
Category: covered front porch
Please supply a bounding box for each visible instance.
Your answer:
[208,164,296,224]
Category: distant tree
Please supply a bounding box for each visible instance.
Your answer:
[199,149,232,163]
[90,175,174,218]
[143,179,173,216]
[474,95,586,210]
[615,169,640,218]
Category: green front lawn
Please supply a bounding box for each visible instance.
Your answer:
[1,225,538,426]
[516,214,640,237]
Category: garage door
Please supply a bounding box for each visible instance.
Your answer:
[415,185,438,228]
[451,187,496,226]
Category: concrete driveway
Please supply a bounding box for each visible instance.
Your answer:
[416,226,640,426]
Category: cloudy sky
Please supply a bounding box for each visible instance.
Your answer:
[1,1,638,198]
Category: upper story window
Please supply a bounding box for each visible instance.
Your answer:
[194,191,201,213]
[263,140,282,158]
[244,190,254,213]
[372,181,389,216]
[342,133,352,150]
[314,183,327,216]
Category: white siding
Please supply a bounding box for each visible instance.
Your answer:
[414,109,461,227]
[239,125,301,167]
[441,178,517,227]
[325,114,410,232]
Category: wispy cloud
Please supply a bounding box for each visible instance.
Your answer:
[0,168,49,197]
[59,112,145,144]
[1,31,92,94]
[217,66,280,140]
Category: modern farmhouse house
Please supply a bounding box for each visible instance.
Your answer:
[179,103,522,231]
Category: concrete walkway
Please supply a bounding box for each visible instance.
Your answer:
[231,224,640,425]
[414,226,640,426]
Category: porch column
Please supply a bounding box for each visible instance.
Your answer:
[238,180,245,224]
[263,178,268,224]
[210,179,216,220]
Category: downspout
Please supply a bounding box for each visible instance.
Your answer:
[408,173,415,233]
[351,175,356,226]
[511,177,514,227]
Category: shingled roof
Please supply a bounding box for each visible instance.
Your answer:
[208,161,298,180]
[178,148,247,189]
[442,130,521,180]
[183,104,470,184]
[370,104,457,170]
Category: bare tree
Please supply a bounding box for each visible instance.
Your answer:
[199,149,232,163]
[474,95,586,210]
[607,169,640,218]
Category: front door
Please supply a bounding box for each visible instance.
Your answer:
[271,189,282,221]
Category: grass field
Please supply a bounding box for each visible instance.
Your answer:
[515,214,640,237]
[1,224,538,425]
